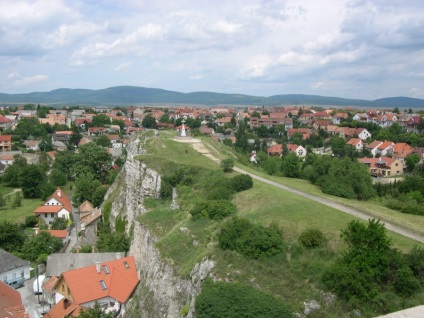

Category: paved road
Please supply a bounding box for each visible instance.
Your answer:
[233,166,424,244]
[18,276,49,318]
[186,140,424,244]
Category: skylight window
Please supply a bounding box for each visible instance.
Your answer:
[100,280,107,290]
[102,265,110,274]
[123,261,130,269]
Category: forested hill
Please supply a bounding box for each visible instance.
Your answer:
[0,86,424,107]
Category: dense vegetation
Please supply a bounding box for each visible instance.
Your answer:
[196,280,293,318]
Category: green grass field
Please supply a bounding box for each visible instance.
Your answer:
[0,189,43,223]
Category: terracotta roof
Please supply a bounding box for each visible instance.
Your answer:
[79,200,94,213]
[0,154,14,160]
[57,256,139,305]
[287,144,300,152]
[107,135,120,141]
[46,151,57,159]
[43,298,83,318]
[43,230,68,239]
[33,205,64,213]
[0,281,29,318]
[358,156,397,168]
[42,276,58,298]
[55,131,72,135]
[46,187,72,213]
[346,138,362,146]
[393,143,413,155]
[377,141,394,150]
[267,144,282,154]
[367,140,383,149]
[0,135,12,142]
[0,115,12,123]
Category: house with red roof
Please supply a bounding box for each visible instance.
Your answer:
[0,115,14,129]
[267,144,283,156]
[376,141,394,157]
[392,143,414,164]
[358,156,403,177]
[0,281,29,318]
[287,144,307,157]
[43,298,83,318]
[0,135,12,152]
[287,128,311,140]
[346,138,363,151]
[367,140,383,157]
[53,256,139,311]
[332,113,349,125]
[33,187,72,226]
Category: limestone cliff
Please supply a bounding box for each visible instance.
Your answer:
[103,133,215,317]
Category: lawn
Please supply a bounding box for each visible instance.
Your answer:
[0,190,43,223]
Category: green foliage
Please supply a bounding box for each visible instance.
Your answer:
[74,173,102,205]
[91,114,110,127]
[0,221,25,252]
[39,182,56,201]
[230,174,253,192]
[219,218,285,259]
[190,201,237,220]
[49,169,67,186]
[263,156,281,175]
[78,301,115,318]
[50,217,68,230]
[405,154,421,173]
[142,114,157,128]
[24,215,37,228]
[95,134,111,147]
[0,194,5,207]
[282,153,301,178]
[92,185,108,207]
[323,219,420,308]
[195,279,293,318]
[96,229,130,253]
[220,158,234,172]
[19,165,46,198]
[406,246,424,281]
[21,231,62,262]
[160,177,174,199]
[52,151,75,179]
[179,304,189,317]
[298,229,327,248]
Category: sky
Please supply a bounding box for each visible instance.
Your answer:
[1,0,424,100]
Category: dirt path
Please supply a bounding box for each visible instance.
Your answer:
[188,141,424,244]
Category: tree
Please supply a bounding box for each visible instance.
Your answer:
[21,231,62,262]
[19,165,45,198]
[72,143,111,181]
[282,153,301,178]
[49,169,67,186]
[74,174,102,205]
[69,126,83,147]
[92,185,108,208]
[2,155,27,187]
[0,221,25,252]
[220,159,234,172]
[142,115,157,129]
[405,154,421,173]
[78,302,115,318]
[50,217,68,230]
[91,114,110,127]
[95,135,111,147]
[235,120,249,152]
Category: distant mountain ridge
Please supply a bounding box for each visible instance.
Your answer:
[0,86,423,108]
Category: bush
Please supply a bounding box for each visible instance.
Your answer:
[190,201,237,221]
[206,183,235,200]
[220,159,234,172]
[298,229,327,248]
[195,279,293,318]
[219,218,285,259]
[230,174,253,192]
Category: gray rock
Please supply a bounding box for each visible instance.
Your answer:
[304,300,321,315]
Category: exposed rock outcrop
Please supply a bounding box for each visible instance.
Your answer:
[104,133,214,317]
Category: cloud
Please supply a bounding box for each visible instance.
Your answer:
[115,63,132,71]
[6,73,48,86]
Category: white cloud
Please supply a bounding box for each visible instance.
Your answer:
[115,62,132,71]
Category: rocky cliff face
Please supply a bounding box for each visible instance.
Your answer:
[104,133,214,317]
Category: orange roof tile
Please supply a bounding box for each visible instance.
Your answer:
[44,298,83,318]
[393,143,413,154]
[58,256,139,305]
[47,187,72,213]
[0,281,28,318]
[367,140,383,149]
[267,144,282,154]
[377,141,394,150]
[0,135,12,142]
[34,205,64,213]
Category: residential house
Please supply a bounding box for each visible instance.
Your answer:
[215,117,232,127]
[36,230,69,244]
[413,147,424,162]
[283,118,293,129]
[0,115,14,129]
[332,113,349,125]
[52,131,72,143]
[346,138,363,151]
[287,144,307,157]
[287,128,310,140]
[352,113,369,122]
[406,116,421,133]
[199,125,214,135]
[33,187,72,225]
[358,156,403,177]
[299,113,314,123]
[0,135,12,152]
[88,127,105,135]
[43,298,83,318]
[267,144,283,156]
[249,117,284,129]
[0,281,29,318]
[375,113,397,127]
[107,135,122,148]
[0,154,14,166]
[53,256,139,311]
[392,143,413,165]
[313,120,332,130]
[40,114,67,126]
[356,128,372,141]
[0,249,31,283]
[23,140,40,151]
[52,141,67,151]
[314,111,332,120]
[376,141,394,157]
[367,140,383,157]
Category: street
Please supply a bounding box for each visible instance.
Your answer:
[18,276,50,318]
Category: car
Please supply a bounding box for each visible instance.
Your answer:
[6,277,25,289]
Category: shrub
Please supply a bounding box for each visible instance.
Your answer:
[206,183,235,200]
[195,279,293,318]
[160,177,173,199]
[190,201,237,221]
[220,159,234,172]
[219,218,285,259]
[298,229,327,248]
[230,174,253,192]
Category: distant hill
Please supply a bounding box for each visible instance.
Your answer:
[0,86,423,107]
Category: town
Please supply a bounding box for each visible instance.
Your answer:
[1,102,424,318]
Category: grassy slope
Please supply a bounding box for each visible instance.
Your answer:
[136,131,424,317]
[0,189,43,223]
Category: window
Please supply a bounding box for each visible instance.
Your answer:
[100,280,107,290]
[102,265,110,274]
[123,261,130,269]
[51,213,54,218]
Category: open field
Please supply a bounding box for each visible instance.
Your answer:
[0,191,43,223]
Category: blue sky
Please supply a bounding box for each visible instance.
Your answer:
[1,0,424,100]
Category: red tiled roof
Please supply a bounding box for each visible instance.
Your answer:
[0,135,12,142]
[0,281,28,318]
[47,187,72,213]
[34,205,64,213]
[287,144,300,152]
[107,135,120,141]
[267,144,282,154]
[44,298,83,318]
[0,115,13,123]
[393,143,413,155]
[377,141,394,150]
[55,131,72,135]
[0,154,14,160]
[58,256,139,305]
[367,140,383,149]
[44,230,68,238]
[346,138,362,146]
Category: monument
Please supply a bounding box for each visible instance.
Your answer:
[180,118,187,137]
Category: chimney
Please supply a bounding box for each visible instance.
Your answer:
[115,252,121,260]
[96,261,101,273]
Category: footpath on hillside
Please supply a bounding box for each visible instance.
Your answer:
[185,139,424,245]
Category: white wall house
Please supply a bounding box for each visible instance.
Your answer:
[0,249,31,283]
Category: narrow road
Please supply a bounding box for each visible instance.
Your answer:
[233,167,424,244]
[187,140,424,244]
